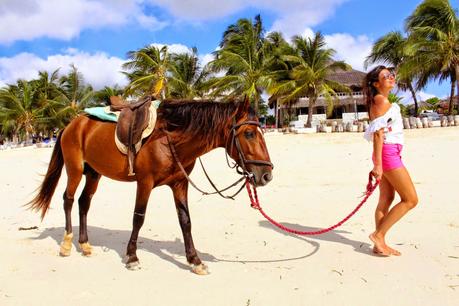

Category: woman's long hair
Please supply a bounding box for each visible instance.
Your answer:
[362,65,387,119]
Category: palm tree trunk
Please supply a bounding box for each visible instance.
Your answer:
[306,98,315,128]
[448,80,455,115]
[407,82,419,116]
[456,65,459,113]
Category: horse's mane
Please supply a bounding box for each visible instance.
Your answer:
[157,99,244,143]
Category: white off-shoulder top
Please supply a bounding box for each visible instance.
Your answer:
[364,103,404,145]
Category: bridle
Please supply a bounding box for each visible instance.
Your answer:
[225,119,274,180]
[166,118,273,199]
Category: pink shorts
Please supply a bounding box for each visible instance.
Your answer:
[373,143,404,171]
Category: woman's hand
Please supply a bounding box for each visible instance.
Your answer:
[371,164,383,181]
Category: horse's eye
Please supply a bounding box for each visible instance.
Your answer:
[244,131,255,139]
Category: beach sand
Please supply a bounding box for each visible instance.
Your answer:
[0,127,458,306]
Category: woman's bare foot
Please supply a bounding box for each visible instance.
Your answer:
[369,232,391,256]
[387,246,401,256]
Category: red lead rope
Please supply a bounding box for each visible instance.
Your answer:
[246,173,380,236]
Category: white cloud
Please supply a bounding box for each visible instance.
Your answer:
[150,43,192,54]
[150,0,348,40]
[150,0,246,20]
[0,0,167,44]
[269,1,348,39]
[0,50,127,89]
[0,0,348,45]
[324,33,373,71]
[199,53,214,67]
[151,0,347,26]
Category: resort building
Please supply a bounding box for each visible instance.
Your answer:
[269,68,368,127]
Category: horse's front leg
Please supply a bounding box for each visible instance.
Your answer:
[125,179,153,270]
[171,179,209,275]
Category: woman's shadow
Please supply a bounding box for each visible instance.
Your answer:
[31,226,217,271]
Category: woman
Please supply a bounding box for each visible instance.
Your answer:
[363,65,418,256]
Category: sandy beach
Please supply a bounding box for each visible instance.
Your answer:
[0,127,458,306]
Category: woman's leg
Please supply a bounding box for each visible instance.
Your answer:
[371,166,418,255]
[375,176,395,230]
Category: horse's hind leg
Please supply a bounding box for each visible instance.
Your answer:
[125,179,154,270]
[59,153,83,256]
[77,164,101,256]
[171,180,209,275]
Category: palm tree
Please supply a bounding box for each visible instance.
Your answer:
[365,31,421,115]
[205,15,272,114]
[168,47,209,99]
[94,85,125,105]
[0,80,49,142]
[122,45,171,99]
[404,0,459,114]
[269,32,351,127]
[30,70,63,135]
[52,65,95,127]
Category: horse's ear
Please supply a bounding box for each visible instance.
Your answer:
[236,95,250,118]
[109,95,125,107]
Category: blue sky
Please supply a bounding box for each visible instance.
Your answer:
[0,0,455,103]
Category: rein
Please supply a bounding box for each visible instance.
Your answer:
[167,117,377,237]
[166,134,245,199]
[166,119,271,199]
[246,173,380,236]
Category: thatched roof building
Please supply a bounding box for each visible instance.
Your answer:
[269,68,368,127]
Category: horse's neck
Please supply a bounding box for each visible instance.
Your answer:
[172,129,227,162]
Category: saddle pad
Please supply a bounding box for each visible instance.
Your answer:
[84,106,118,122]
[114,101,160,155]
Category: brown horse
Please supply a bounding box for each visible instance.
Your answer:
[28,98,273,274]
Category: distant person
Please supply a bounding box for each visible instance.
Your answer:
[363,65,418,256]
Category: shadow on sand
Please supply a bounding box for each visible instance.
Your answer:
[258,220,375,256]
[28,219,377,271]
[31,226,217,271]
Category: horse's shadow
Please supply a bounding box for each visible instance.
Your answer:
[31,226,217,271]
[258,220,374,256]
[30,221,374,271]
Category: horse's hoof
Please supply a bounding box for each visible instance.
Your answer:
[191,263,209,275]
[59,245,71,257]
[124,256,141,270]
[59,231,73,256]
[126,260,141,270]
[79,242,92,256]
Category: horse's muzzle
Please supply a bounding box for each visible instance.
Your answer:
[252,168,273,187]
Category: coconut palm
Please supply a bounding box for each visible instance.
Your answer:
[0,80,49,142]
[205,15,272,114]
[168,47,209,99]
[365,31,421,115]
[94,85,125,105]
[122,45,171,99]
[52,65,95,127]
[31,70,62,102]
[404,0,459,114]
[29,70,64,135]
[269,32,351,127]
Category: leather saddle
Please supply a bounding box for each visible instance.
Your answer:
[109,96,152,176]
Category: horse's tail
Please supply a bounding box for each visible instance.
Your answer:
[27,130,65,220]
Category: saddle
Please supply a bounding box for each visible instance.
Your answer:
[109,96,153,176]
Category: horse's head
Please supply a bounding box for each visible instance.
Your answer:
[226,98,273,187]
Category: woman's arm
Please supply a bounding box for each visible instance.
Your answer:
[372,129,384,180]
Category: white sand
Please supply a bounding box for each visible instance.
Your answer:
[0,127,458,306]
